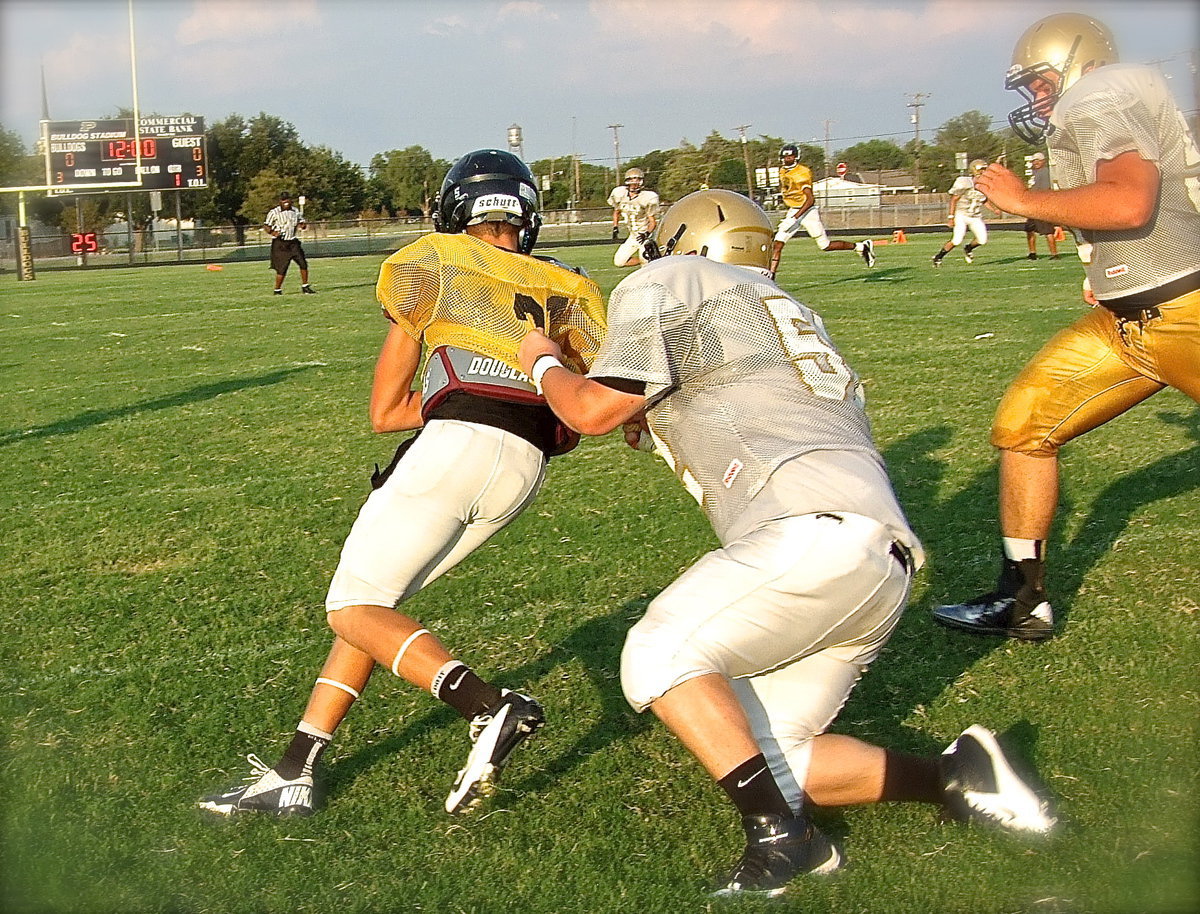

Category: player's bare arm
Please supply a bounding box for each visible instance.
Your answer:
[518,329,645,436]
[946,195,960,224]
[368,323,424,433]
[976,152,1159,229]
[796,186,816,217]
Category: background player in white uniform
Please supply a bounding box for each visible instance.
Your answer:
[931,160,1003,266]
[200,150,606,819]
[608,167,660,267]
[934,13,1200,640]
[519,190,1053,897]
[768,144,875,277]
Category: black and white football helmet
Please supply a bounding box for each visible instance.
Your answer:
[433,149,542,254]
[779,143,799,163]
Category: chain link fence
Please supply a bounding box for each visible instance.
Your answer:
[2,197,1022,274]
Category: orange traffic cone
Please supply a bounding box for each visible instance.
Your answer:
[892,229,907,244]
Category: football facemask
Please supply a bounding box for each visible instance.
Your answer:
[1006,13,1117,143]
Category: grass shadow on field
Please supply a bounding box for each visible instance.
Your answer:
[0,365,316,447]
[790,266,912,292]
[986,255,1050,266]
[324,411,1199,811]
[1055,408,1200,612]
[291,279,378,293]
[321,603,651,804]
[847,410,1200,760]
[504,600,655,792]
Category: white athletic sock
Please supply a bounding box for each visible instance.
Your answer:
[1002,537,1043,562]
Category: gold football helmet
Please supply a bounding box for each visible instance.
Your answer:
[624,167,645,189]
[655,189,773,272]
[969,159,988,175]
[1006,12,1117,143]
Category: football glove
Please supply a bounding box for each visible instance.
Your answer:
[638,234,662,261]
[612,226,620,241]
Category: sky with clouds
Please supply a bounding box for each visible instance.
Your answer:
[2,0,1197,172]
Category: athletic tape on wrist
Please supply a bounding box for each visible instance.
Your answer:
[390,628,431,677]
[530,354,564,394]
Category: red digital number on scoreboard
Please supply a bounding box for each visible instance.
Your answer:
[70,232,99,254]
[102,138,158,161]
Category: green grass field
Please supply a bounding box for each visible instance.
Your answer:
[2,232,1197,914]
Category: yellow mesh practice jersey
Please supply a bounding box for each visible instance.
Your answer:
[377,233,607,374]
[779,162,814,209]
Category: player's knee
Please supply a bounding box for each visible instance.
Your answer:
[324,602,355,638]
[990,391,1061,456]
[813,234,831,250]
[620,620,724,713]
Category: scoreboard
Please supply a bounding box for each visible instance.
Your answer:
[43,115,208,191]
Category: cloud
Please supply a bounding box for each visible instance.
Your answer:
[177,0,319,45]
[499,1,555,20]
[424,14,470,36]
[586,0,984,75]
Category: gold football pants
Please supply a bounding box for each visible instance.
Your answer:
[992,289,1200,456]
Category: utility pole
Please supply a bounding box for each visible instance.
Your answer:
[734,124,754,197]
[570,116,580,212]
[823,120,832,206]
[1192,49,1200,125]
[906,92,930,191]
[608,123,623,184]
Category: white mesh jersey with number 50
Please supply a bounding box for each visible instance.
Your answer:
[759,294,863,404]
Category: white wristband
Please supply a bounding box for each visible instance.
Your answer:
[531,354,564,394]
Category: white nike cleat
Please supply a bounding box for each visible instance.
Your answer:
[445,690,544,814]
[198,754,314,818]
[940,725,1056,834]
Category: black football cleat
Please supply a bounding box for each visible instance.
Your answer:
[712,814,841,898]
[933,559,1054,641]
[860,238,876,267]
[932,591,1053,640]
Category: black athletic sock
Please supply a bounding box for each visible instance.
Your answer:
[964,243,977,254]
[431,661,502,721]
[275,724,331,779]
[718,753,794,818]
[881,749,944,804]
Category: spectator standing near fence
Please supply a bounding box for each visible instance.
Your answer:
[264,192,315,295]
[1023,153,1060,260]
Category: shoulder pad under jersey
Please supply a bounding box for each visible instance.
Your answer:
[535,254,590,279]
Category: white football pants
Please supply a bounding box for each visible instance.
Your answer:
[326,419,546,612]
[620,509,912,812]
[950,213,988,246]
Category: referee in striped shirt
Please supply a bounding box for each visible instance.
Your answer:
[264,192,315,294]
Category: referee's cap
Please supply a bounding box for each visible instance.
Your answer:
[279,191,293,200]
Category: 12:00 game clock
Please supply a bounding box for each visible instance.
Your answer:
[43,115,208,191]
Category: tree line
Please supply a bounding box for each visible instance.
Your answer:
[0,109,1041,237]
